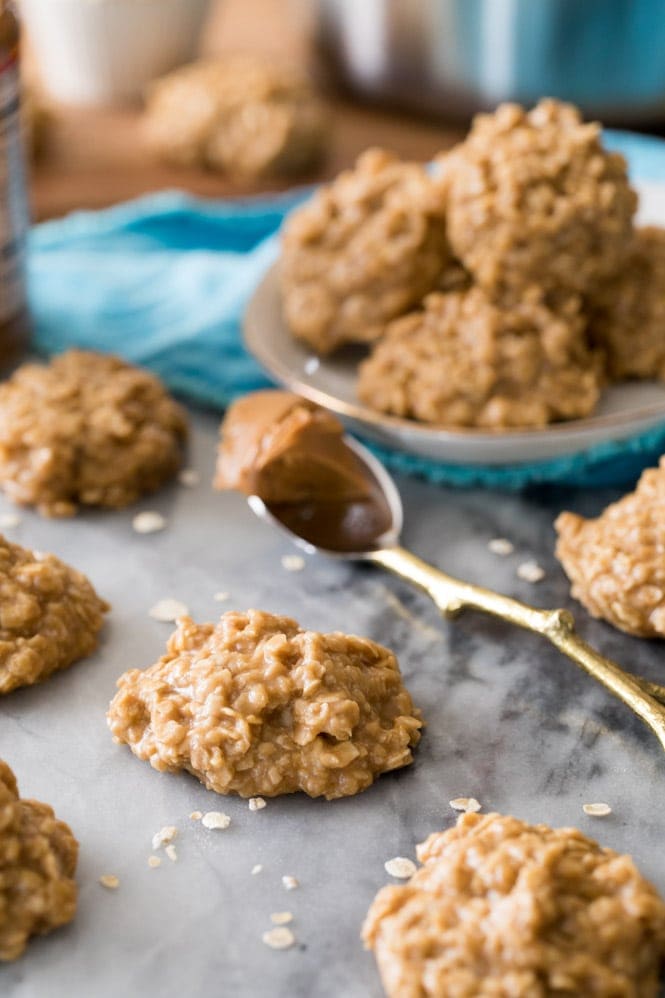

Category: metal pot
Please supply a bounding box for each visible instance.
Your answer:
[313,0,665,123]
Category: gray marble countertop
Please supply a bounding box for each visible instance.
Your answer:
[2,409,664,998]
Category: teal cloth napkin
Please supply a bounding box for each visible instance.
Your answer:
[27,130,665,490]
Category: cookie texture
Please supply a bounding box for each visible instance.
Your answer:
[357,287,602,428]
[108,608,422,800]
[280,148,451,354]
[0,759,78,961]
[556,458,665,636]
[363,812,665,998]
[0,534,108,695]
[0,350,188,517]
[588,226,665,381]
[443,99,636,299]
[144,55,327,179]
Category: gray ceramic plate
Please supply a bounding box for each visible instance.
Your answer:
[245,180,665,466]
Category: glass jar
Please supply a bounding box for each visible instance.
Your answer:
[0,0,29,372]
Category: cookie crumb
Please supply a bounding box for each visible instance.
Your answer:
[0,512,20,529]
[147,856,161,869]
[178,469,200,487]
[517,561,545,583]
[201,811,231,830]
[282,875,299,891]
[165,844,178,862]
[149,598,189,622]
[449,797,481,813]
[281,554,305,572]
[384,857,417,879]
[251,864,263,876]
[262,926,295,950]
[488,538,514,556]
[583,802,612,817]
[213,592,230,602]
[99,874,120,890]
[271,912,293,925]
[189,811,202,821]
[248,797,266,811]
[133,511,167,534]
[152,826,178,851]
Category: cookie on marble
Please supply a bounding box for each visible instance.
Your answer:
[0,350,188,517]
[280,148,452,354]
[108,608,422,800]
[0,758,78,961]
[144,55,327,179]
[556,457,665,636]
[363,811,665,998]
[0,533,108,694]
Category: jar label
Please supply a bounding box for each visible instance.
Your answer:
[0,51,28,324]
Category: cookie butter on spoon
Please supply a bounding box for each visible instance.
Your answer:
[215,390,393,552]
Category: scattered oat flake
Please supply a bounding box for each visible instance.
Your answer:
[147,856,161,869]
[152,826,178,851]
[281,554,305,572]
[251,864,263,876]
[517,561,545,583]
[450,797,481,813]
[304,356,320,375]
[271,912,293,925]
[213,591,230,602]
[165,844,178,862]
[282,875,299,891]
[583,802,612,817]
[488,538,514,556]
[133,511,167,534]
[201,811,231,830]
[189,811,202,821]
[149,598,189,622]
[384,857,417,879]
[0,512,21,529]
[178,469,200,487]
[248,797,266,811]
[262,926,295,950]
[99,874,120,890]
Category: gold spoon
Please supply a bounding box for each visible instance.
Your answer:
[248,436,665,751]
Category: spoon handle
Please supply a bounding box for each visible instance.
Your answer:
[370,545,665,752]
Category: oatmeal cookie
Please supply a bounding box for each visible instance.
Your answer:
[0,350,188,517]
[443,99,637,299]
[280,148,451,354]
[144,55,327,179]
[0,534,108,694]
[556,458,665,636]
[107,609,422,800]
[363,811,665,998]
[0,759,78,961]
[357,287,602,428]
[587,226,665,381]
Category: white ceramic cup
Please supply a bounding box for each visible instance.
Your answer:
[20,0,211,105]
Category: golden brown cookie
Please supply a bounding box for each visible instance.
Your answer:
[556,458,665,636]
[280,148,451,354]
[587,226,665,381]
[144,55,327,179]
[0,759,78,961]
[107,608,422,800]
[0,533,108,695]
[357,287,602,428]
[0,350,188,517]
[443,99,637,299]
[363,812,665,998]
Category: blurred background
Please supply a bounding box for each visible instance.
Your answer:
[20,0,665,221]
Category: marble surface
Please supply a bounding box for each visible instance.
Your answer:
[2,409,665,998]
